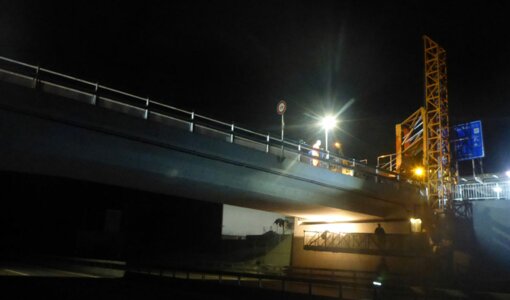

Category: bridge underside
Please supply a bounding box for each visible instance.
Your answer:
[0,78,424,221]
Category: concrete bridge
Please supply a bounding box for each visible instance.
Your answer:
[0,56,424,223]
[0,56,439,278]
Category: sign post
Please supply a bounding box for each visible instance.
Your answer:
[276,100,287,158]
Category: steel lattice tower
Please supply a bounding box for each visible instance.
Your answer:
[423,36,451,210]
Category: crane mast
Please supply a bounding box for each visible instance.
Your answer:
[423,36,452,211]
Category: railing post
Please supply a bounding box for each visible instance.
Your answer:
[144,97,149,119]
[338,282,343,299]
[32,65,40,89]
[266,134,270,153]
[190,111,194,132]
[297,144,301,161]
[92,83,98,105]
[230,123,235,143]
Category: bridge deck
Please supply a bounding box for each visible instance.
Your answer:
[0,57,423,219]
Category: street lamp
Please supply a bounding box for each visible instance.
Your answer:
[320,115,338,154]
[413,166,425,177]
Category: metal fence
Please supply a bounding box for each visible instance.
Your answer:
[0,55,400,183]
[303,231,430,256]
[453,181,510,200]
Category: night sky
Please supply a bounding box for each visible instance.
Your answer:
[2,1,510,174]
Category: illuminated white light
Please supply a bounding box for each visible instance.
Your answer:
[410,218,422,233]
[506,171,510,178]
[493,186,502,193]
[320,115,337,130]
[373,281,382,286]
[410,218,422,224]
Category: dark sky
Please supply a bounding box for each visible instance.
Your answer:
[2,1,510,174]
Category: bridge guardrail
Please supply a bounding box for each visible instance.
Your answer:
[0,55,401,183]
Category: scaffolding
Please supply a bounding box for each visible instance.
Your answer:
[395,107,427,177]
[423,36,452,211]
[376,36,453,212]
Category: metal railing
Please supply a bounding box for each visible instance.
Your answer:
[0,55,400,182]
[453,181,510,200]
[130,264,350,299]
[303,231,430,256]
[377,153,397,172]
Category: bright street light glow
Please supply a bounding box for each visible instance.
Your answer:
[373,281,382,286]
[493,186,502,193]
[319,115,338,154]
[413,167,425,177]
[506,170,510,178]
[320,115,338,130]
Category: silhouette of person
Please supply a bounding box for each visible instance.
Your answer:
[311,140,321,166]
[375,223,386,248]
[320,230,329,246]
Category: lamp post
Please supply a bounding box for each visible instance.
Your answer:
[320,115,338,156]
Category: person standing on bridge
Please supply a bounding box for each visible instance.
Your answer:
[375,223,386,249]
[311,140,321,166]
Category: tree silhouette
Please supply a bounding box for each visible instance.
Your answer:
[274,218,288,235]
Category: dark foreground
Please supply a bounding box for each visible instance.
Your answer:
[2,273,510,300]
[1,274,340,300]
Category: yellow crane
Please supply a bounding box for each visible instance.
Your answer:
[378,36,453,212]
[423,36,452,211]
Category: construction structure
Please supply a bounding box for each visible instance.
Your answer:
[423,36,452,211]
[378,36,453,212]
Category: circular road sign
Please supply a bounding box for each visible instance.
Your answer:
[277,100,287,115]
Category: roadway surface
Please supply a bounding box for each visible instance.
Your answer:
[0,262,102,278]
[1,260,509,299]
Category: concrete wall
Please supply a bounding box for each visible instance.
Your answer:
[473,200,510,270]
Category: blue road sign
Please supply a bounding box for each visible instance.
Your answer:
[452,120,485,161]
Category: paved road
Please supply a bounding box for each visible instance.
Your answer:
[0,262,101,278]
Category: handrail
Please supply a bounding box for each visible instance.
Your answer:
[194,113,232,127]
[99,84,148,103]
[150,99,192,115]
[40,67,97,86]
[0,55,402,182]
[0,56,38,69]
